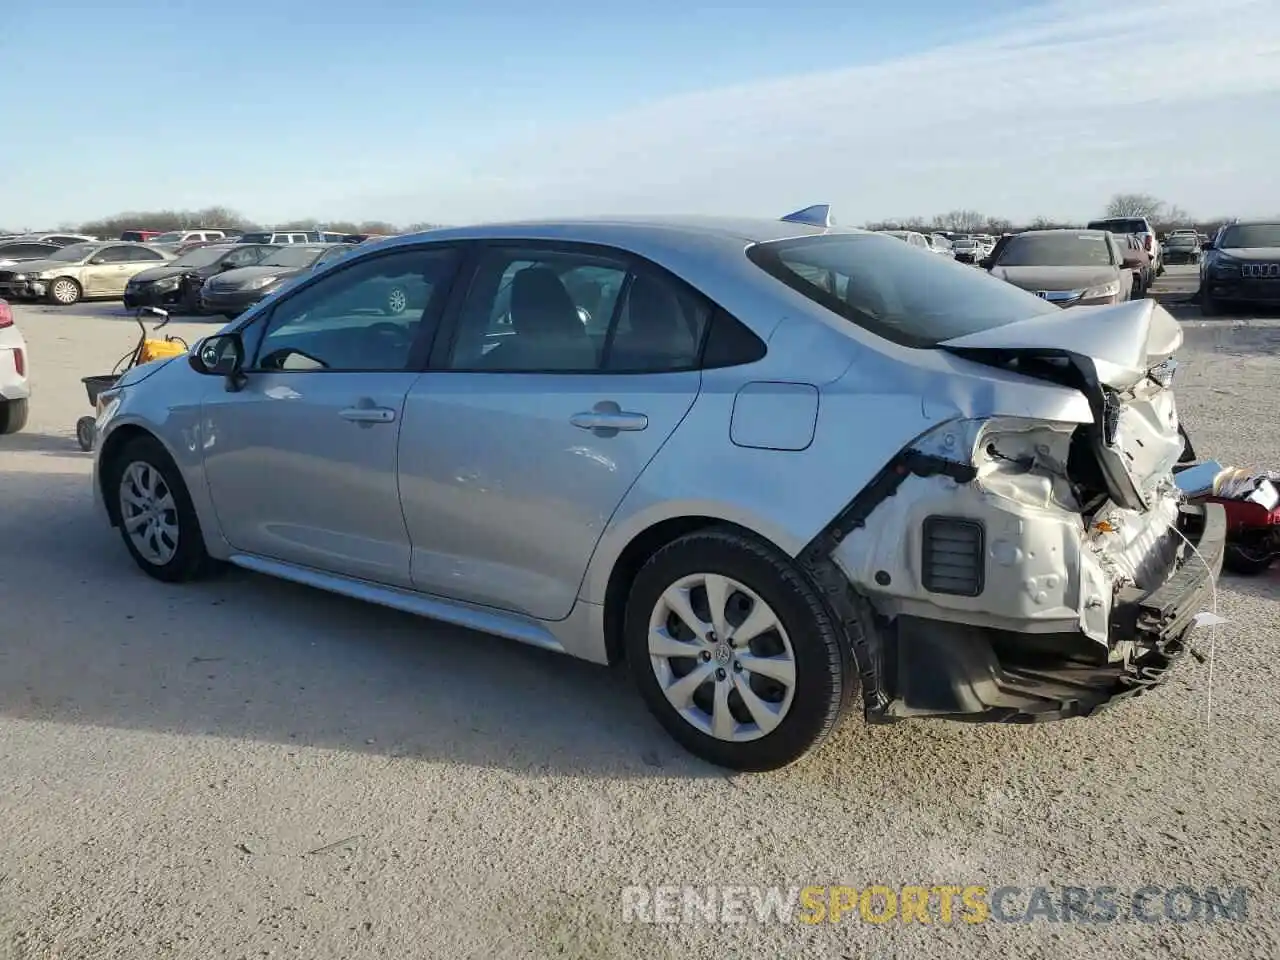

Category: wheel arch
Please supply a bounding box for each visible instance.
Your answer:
[598,513,799,666]
[97,423,180,526]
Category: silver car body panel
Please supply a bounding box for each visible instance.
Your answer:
[95,217,1196,672]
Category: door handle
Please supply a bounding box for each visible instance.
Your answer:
[570,401,648,434]
[340,405,397,424]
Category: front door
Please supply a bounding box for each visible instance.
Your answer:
[201,244,462,586]
[82,245,134,296]
[399,244,709,621]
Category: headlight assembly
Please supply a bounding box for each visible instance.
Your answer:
[1082,280,1121,299]
[246,275,280,290]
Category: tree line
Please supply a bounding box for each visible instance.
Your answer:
[864,193,1235,237]
[1,206,443,238]
[1,194,1250,240]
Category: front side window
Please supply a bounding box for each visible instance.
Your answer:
[445,247,708,373]
[748,232,1059,348]
[250,247,458,373]
[994,234,1116,267]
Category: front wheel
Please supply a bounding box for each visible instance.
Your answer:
[1199,286,1220,317]
[624,527,854,771]
[75,416,96,451]
[48,277,81,305]
[103,434,220,582]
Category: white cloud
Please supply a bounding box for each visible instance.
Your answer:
[351,0,1280,225]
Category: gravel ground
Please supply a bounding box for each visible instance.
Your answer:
[2,268,1279,960]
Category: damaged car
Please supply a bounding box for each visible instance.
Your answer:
[90,207,1224,771]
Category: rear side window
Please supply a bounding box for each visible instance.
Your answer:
[747,233,1059,348]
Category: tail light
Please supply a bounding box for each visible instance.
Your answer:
[1144,235,1153,252]
[13,348,24,377]
[0,300,12,328]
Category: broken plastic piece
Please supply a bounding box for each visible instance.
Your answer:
[1191,611,1229,628]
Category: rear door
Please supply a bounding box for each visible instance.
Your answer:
[398,242,707,620]
[82,245,134,295]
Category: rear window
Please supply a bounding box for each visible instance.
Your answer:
[747,233,1059,348]
[1087,218,1147,234]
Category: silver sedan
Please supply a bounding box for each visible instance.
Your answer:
[91,208,1224,770]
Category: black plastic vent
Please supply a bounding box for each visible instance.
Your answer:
[921,517,985,597]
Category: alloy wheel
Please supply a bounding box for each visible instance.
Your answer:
[51,279,79,304]
[119,461,180,566]
[387,286,408,313]
[647,573,797,742]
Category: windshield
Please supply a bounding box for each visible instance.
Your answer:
[260,246,326,268]
[1166,235,1199,247]
[171,246,230,268]
[49,243,98,262]
[1218,224,1280,248]
[995,234,1114,267]
[953,240,977,249]
[747,233,1059,348]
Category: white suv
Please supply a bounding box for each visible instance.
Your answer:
[1088,217,1163,275]
[0,299,30,434]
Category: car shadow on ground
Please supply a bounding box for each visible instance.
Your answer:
[0,431,89,460]
[0,466,726,781]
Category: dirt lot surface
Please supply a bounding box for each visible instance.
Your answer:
[2,266,1279,959]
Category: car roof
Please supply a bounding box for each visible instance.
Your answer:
[1222,219,1280,227]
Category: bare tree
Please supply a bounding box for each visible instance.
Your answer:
[937,209,988,233]
[1104,193,1165,219]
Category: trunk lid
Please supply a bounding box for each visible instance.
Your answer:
[937,299,1184,512]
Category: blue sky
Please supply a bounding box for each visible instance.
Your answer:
[4,0,1279,228]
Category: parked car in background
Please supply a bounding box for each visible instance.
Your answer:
[986,229,1131,305]
[14,232,95,246]
[199,243,337,317]
[235,230,315,245]
[0,299,29,434]
[1163,233,1203,265]
[0,241,174,305]
[1199,220,1280,315]
[149,229,228,250]
[120,230,162,242]
[950,238,983,264]
[0,240,62,268]
[125,243,282,312]
[91,212,1221,771]
[1087,216,1163,275]
[1120,234,1155,295]
[926,234,954,257]
[877,230,934,252]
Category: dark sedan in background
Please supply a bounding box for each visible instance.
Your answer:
[1163,232,1202,265]
[124,243,280,312]
[199,244,339,318]
[985,229,1132,306]
[1199,220,1280,314]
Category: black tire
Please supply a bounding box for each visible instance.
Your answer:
[47,277,82,306]
[102,433,220,583]
[623,526,854,771]
[0,397,29,435]
[1198,286,1220,317]
[75,416,96,451]
[1223,543,1275,576]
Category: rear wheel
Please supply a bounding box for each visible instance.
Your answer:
[623,527,854,771]
[48,277,81,305]
[1224,543,1276,576]
[0,397,29,435]
[103,434,220,582]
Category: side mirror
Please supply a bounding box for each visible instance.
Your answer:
[1201,241,1214,251]
[89,257,106,265]
[978,257,993,270]
[189,332,245,383]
